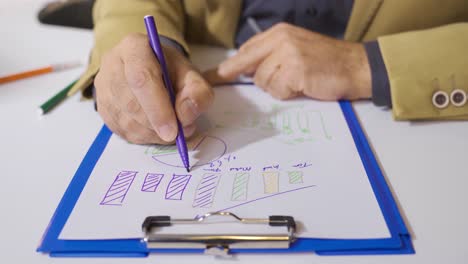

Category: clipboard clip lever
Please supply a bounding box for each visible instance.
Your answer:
[142,212,296,255]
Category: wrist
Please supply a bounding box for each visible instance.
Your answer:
[349,43,372,99]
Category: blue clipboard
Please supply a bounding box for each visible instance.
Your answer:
[37,99,414,257]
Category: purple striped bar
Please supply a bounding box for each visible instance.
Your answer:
[165,174,191,200]
[100,171,137,206]
[141,173,164,192]
[192,173,221,208]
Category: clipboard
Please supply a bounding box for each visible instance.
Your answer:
[37,96,414,257]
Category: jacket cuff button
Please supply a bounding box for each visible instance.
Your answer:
[432,91,449,109]
[450,89,467,107]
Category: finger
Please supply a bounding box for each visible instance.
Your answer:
[253,52,283,92]
[175,70,214,126]
[269,71,302,100]
[217,23,293,79]
[105,100,166,145]
[95,53,126,137]
[120,34,178,142]
[218,37,276,80]
[243,65,257,77]
[254,53,301,100]
[202,67,237,86]
[104,54,153,130]
[183,123,197,138]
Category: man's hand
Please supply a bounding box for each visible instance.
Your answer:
[217,23,371,101]
[95,33,213,144]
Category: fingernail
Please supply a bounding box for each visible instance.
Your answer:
[157,124,177,142]
[180,99,199,125]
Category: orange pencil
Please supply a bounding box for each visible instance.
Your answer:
[0,61,81,84]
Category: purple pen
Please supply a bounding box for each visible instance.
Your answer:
[144,15,190,172]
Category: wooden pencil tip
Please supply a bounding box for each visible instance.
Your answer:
[37,108,44,116]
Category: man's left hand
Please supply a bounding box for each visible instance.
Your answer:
[216,23,372,101]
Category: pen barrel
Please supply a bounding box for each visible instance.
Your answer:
[144,16,176,104]
[144,15,190,170]
[176,121,190,168]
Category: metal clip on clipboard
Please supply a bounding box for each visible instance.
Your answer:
[142,212,296,256]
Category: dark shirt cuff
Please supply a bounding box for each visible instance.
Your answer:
[160,36,188,57]
[92,84,97,111]
[364,41,392,107]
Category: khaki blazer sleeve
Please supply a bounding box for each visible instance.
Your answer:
[378,23,468,120]
[68,0,187,96]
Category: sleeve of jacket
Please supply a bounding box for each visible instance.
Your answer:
[377,22,468,120]
[68,0,187,97]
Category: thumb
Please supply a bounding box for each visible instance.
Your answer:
[175,70,214,127]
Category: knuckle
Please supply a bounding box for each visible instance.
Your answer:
[128,68,150,89]
[126,97,141,114]
[274,22,289,31]
[273,23,291,37]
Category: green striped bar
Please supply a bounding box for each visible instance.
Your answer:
[231,172,250,201]
[288,171,303,184]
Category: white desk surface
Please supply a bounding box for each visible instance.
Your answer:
[1,1,467,263]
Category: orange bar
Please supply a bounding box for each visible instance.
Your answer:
[0,66,53,84]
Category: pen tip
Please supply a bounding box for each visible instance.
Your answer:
[186,167,190,173]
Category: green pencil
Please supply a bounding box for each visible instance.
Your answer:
[38,80,77,115]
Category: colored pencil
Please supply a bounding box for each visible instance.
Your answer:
[0,62,80,85]
[38,79,77,115]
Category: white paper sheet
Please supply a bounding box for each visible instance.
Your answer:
[60,85,390,240]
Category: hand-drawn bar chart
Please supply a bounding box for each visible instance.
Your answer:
[263,172,279,194]
[231,172,250,201]
[100,171,137,206]
[141,173,164,192]
[165,174,191,200]
[192,173,221,208]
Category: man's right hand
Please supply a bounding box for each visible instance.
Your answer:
[94,33,214,145]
